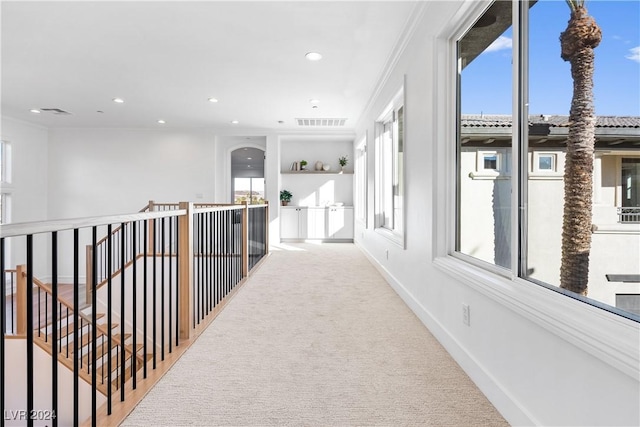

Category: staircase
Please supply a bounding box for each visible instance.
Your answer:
[30,278,149,397]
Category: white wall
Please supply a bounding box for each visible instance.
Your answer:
[47,128,216,218]
[1,117,49,223]
[1,117,50,272]
[280,137,354,207]
[354,1,639,426]
[5,338,104,427]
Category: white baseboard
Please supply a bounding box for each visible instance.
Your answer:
[355,242,537,427]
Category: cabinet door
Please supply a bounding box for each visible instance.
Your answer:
[297,208,308,239]
[280,208,300,239]
[307,208,326,239]
[328,207,354,239]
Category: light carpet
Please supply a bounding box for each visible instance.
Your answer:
[121,243,509,427]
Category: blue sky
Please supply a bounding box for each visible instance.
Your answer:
[462,0,640,116]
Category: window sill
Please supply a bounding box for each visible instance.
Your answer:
[468,171,511,180]
[374,226,405,249]
[593,223,640,234]
[433,254,640,380]
[527,173,563,180]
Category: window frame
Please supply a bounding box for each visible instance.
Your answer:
[431,0,638,381]
[374,84,406,248]
[355,134,368,227]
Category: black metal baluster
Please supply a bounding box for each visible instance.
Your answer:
[216,211,221,305]
[204,213,209,315]
[152,219,157,369]
[73,229,79,427]
[161,217,165,361]
[198,214,203,322]
[132,221,137,388]
[107,224,113,413]
[65,305,69,358]
[26,235,34,427]
[120,222,126,400]
[143,219,148,378]
[174,215,180,348]
[210,211,215,312]
[91,227,98,427]
[168,217,172,354]
[37,283,41,338]
[51,232,59,427]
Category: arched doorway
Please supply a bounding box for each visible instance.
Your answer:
[231,147,265,204]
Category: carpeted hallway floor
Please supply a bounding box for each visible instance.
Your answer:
[121,243,509,426]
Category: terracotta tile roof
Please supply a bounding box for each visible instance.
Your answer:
[461,115,640,129]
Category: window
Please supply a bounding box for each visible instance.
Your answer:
[456,1,640,320]
[536,153,555,172]
[0,140,11,184]
[355,135,367,225]
[457,1,512,269]
[233,178,265,204]
[483,153,498,170]
[375,86,405,246]
[0,140,11,224]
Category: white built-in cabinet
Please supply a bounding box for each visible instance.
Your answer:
[280,206,353,241]
[280,207,307,240]
[279,137,354,242]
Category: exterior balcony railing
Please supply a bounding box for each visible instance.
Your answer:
[618,207,640,224]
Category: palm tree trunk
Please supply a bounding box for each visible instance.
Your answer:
[559,6,601,295]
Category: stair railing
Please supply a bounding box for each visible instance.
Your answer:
[1,201,269,427]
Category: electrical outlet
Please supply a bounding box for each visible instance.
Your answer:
[462,304,470,326]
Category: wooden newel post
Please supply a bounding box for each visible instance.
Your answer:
[242,202,249,278]
[178,202,193,340]
[16,264,27,335]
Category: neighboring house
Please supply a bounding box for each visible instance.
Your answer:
[460,115,640,313]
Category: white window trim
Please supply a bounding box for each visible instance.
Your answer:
[431,0,639,382]
[530,151,562,178]
[374,82,406,248]
[469,148,512,179]
[355,134,368,227]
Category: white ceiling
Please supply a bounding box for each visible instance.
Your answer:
[1,1,420,133]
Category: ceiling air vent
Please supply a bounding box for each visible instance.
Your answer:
[41,108,72,115]
[296,118,347,127]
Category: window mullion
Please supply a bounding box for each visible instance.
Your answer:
[513,0,528,279]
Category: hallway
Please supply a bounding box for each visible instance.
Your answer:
[121,243,508,426]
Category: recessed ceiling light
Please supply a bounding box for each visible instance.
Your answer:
[157,120,166,124]
[30,109,41,114]
[208,98,219,103]
[305,52,322,61]
[231,120,239,124]
[113,98,124,103]
[247,157,252,160]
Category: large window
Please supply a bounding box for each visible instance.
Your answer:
[375,87,405,246]
[456,0,640,319]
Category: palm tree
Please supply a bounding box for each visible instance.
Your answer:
[559,0,602,295]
